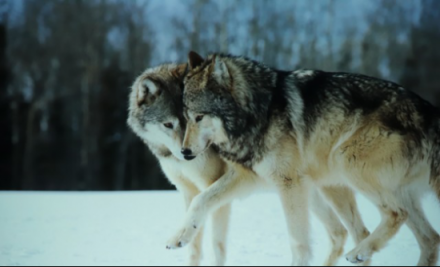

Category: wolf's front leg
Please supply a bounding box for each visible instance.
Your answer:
[310,188,348,266]
[275,177,311,266]
[166,166,258,251]
[320,186,370,246]
[211,204,231,266]
[167,178,203,266]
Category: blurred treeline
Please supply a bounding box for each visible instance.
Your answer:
[0,0,439,190]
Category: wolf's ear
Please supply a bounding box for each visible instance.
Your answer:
[188,51,205,70]
[137,79,161,106]
[211,55,231,86]
[171,63,188,80]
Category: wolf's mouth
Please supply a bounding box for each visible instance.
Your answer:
[184,155,196,161]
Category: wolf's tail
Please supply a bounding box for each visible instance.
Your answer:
[430,122,440,200]
[431,171,440,201]
[431,172,440,201]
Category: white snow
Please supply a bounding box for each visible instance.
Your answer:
[0,191,439,266]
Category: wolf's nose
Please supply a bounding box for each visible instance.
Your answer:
[181,148,193,156]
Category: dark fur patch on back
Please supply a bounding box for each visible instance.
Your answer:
[295,71,440,139]
[268,70,290,118]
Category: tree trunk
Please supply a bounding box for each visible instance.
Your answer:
[22,103,38,190]
[0,23,12,190]
[80,75,91,189]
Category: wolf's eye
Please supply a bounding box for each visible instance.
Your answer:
[163,123,174,129]
[195,115,204,123]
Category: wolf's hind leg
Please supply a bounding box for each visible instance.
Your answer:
[404,193,440,266]
[345,196,408,264]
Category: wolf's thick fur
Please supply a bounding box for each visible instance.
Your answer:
[128,63,233,266]
[181,52,440,266]
[128,63,370,266]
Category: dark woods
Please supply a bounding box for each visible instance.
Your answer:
[1,0,167,190]
[1,0,440,190]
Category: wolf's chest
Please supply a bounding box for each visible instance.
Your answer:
[160,154,225,190]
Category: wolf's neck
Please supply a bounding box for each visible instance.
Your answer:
[214,60,294,167]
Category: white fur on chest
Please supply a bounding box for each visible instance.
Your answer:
[158,150,223,190]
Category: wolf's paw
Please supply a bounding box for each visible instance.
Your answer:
[345,245,373,264]
[166,224,199,250]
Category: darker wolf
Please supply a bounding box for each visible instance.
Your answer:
[127,62,370,266]
[180,52,440,266]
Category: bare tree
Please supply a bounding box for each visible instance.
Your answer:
[4,0,440,191]
[0,2,12,189]
[402,0,440,105]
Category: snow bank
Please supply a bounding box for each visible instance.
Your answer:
[0,191,439,266]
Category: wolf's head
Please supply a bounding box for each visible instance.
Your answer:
[182,51,252,159]
[128,63,189,160]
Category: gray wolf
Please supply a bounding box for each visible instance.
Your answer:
[180,52,440,266]
[128,63,369,266]
[142,60,370,265]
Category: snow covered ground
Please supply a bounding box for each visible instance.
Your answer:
[0,191,439,266]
